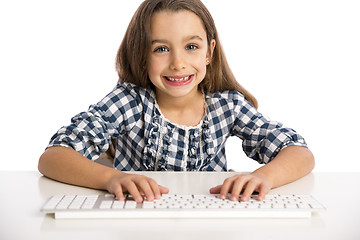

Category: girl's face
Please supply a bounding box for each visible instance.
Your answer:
[148,10,215,101]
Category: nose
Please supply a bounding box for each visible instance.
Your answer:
[170,51,186,71]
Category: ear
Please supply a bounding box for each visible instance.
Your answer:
[206,39,216,64]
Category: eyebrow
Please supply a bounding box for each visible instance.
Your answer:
[151,35,204,45]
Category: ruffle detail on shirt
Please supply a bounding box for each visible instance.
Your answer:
[199,119,215,170]
[142,116,160,171]
[158,124,175,171]
[189,129,200,170]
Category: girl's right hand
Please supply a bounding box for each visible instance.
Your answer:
[106,172,169,203]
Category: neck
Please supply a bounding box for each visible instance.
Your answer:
[156,89,203,111]
[155,88,205,126]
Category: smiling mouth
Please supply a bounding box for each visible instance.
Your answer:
[165,75,192,82]
[162,74,194,86]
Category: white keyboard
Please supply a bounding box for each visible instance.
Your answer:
[41,193,325,219]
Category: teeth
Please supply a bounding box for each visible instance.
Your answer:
[167,76,190,82]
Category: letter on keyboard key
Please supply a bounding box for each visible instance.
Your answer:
[233,203,246,208]
[220,203,233,209]
[168,203,181,209]
[154,203,167,209]
[193,203,207,209]
[161,194,177,200]
[177,195,193,200]
[181,203,194,209]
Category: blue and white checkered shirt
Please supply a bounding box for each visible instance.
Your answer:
[48,82,307,171]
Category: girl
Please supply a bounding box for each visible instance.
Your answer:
[38,0,314,204]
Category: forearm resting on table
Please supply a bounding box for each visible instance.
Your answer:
[252,145,315,189]
[38,146,120,190]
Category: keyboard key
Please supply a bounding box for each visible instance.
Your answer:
[124,201,137,209]
[69,196,86,209]
[297,203,311,209]
[233,203,247,209]
[193,204,207,209]
[219,203,233,209]
[112,200,125,209]
[99,200,113,209]
[142,201,155,209]
[193,194,208,200]
[154,203,168,209]
[272,203,286,209]
[177,195,193,200]
[81,197,97,209]
[259,203,272,209]
[181,203,194,209]
[285,204,298,209]
[161,194,177,200]
[42,195,64,210]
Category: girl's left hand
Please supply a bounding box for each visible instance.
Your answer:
[209,173,272,202]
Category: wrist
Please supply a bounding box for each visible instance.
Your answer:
[102,167,125,189]
[251,170,274,189]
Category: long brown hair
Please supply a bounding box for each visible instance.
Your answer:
[115,0,258,108]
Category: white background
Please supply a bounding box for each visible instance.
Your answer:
[0,0,359,172]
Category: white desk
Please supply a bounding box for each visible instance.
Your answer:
[0,171,359,240]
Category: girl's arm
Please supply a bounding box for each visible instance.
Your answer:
[38,146,169,203]
[209,145,315,201]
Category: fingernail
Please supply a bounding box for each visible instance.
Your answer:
[136,196,143,203]
[220,195,225,200]
[231,196,237,201]
[241,196,248,202]
[155,194,161,199]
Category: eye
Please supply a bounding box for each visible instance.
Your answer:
[154,46,169,53]
[186,44,198,51]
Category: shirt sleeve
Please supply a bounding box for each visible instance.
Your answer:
[230,93,307,164]
[47,83,143,161]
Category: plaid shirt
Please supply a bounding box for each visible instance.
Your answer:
[48,82,307,171]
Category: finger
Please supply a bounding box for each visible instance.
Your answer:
[124,181,143,203]
[219,177,235,200]
[209,185,222,194]
[135,178,155,201]
[256,184,270,201]
[148,178,162,200]
[241,179,258,202]
[113,185,125,201]
[229,178,246,201]
[158,185,170,194]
